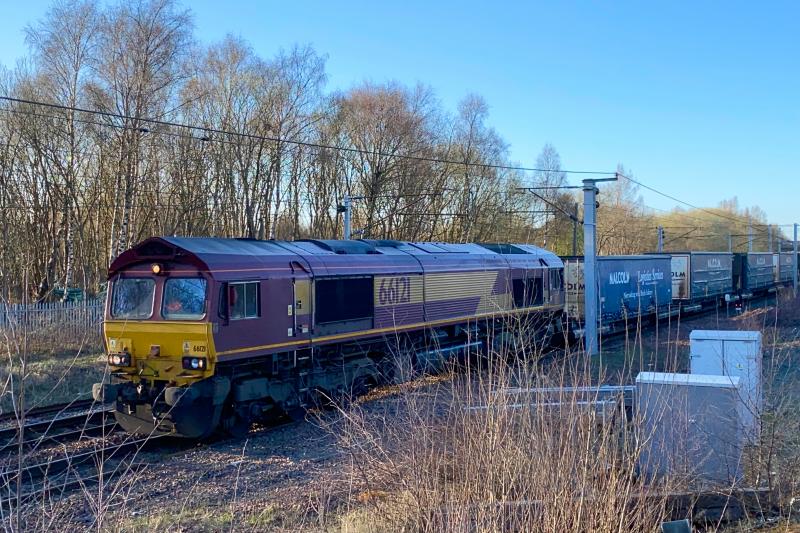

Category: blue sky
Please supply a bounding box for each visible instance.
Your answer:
[1,1,797,226]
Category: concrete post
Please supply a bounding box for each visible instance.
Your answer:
[580,175,619,355]
[794,224,798,296]
[657,226,664,252]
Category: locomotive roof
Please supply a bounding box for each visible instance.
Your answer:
[561,254,672,261]
[109,236,562,278]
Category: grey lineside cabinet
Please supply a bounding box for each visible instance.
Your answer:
[636,372,745,486]
[689,329,762,444]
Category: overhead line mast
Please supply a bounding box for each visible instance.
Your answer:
[582,175,618,356]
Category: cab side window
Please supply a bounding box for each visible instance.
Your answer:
[550,269,563,292]
[229,281,260,319]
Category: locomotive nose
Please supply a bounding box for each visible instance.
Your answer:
[102,320,215,383]
[96,319,218,437]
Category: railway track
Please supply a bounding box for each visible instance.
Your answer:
[0,292,781,505]
[0,399,130,502]
[0,410,117,455]
[1,433,171,502]
[0,398,97,425]
[0,410,299,503]
[0,400,115,455]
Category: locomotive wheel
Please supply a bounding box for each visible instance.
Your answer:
[284,406,307,421]
[222,408,251,439]
[351,375,372,397]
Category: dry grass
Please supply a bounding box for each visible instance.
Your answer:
[327,298,800,532]
[330,330,676,532]
[0,297,799,531]
[0,351,104,414]
[0,300,104,413]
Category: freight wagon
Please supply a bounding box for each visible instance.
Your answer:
[666,252,733,312]
[563,255,672,337]
[733,252,775,299]
[775,252,795,285]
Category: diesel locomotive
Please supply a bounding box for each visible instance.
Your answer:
[93,237,565,438]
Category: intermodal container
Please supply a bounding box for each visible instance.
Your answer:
[733,253,774,294]
[564,255,672,325]
[775,253,795,284]
[670,252,733,302]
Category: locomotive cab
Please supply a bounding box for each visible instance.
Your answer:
[94,241,226,438]
[106,266,214,380]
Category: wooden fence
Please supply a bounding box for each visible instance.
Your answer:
[0,300,104,348]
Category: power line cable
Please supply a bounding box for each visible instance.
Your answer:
[3,96,792,234]
[0,96,617,176]
[516,188,580,222]
[639,201,782,237]
[617,172,776,228]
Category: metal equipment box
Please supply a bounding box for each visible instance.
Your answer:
[636,372,745,485]
[689,330,762,444]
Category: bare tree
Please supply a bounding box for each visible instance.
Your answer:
[596,165,655,254]
[25,0,100,300]
[87,0,192,261]
[0,0,779,301]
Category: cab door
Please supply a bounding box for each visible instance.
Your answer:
[290,261,312,342]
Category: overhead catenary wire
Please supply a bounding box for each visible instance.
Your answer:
[516,187,581,222]
[0,96,617,177]
[630,199,784,240]
[616,172,775,228]
[2,95,792,240]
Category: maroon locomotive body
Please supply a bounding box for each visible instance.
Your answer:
[95,237,564,438]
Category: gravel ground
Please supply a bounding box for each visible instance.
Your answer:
[30,393,406,531]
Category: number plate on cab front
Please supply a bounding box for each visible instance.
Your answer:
[182,340,208,356]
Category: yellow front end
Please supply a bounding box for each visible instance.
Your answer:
[104,320,217,386]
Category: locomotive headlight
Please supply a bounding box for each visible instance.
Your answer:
[108,352,131,367]
[182,357,207,370]
[151,263,163,275]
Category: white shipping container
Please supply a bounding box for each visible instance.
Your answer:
[671,255,690,300]
[564,260,584,321]
[773,253,779,283]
